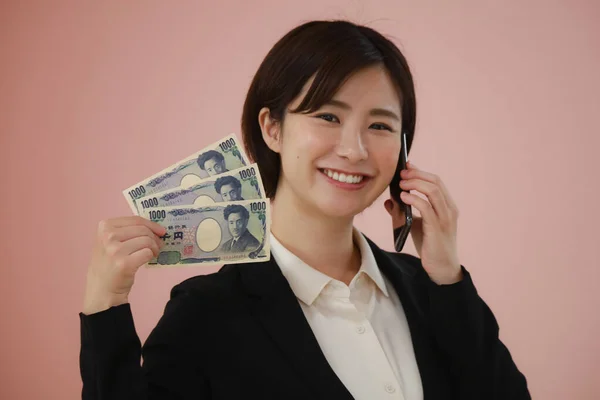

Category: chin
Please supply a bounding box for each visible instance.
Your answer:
[309,185,385,219]
[314,196,371,219]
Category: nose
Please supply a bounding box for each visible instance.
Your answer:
[335,126,368,163]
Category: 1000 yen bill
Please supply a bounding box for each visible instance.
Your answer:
[142,200,270,267]
[135,164,266,212]
[123,134,250,214]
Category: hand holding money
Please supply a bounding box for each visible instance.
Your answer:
[82,216,166,315]
[84,134,270,314]
[121,134,271,269]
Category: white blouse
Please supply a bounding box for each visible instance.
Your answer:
[269,229,423,400]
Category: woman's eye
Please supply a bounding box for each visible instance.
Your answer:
[316,114,339,123]
[370,123,393,132]
[315,114,393,132]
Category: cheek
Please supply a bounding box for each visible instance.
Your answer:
[280,123,332,171]
[303,129,333,156]
[372,139,401,178]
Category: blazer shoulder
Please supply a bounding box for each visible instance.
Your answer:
[169,263,241,301]
[362,234,424,278]
[385,250,422,267]
[374,245,425,279]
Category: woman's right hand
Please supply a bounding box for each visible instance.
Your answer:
[82,216,166,315]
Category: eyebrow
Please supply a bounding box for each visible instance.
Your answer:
[324,99,401,122]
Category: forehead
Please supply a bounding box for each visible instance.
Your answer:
[290,64,401,114]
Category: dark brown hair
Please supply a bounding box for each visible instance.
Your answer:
[241,20,416,200]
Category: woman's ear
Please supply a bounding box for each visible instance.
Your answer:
[258,107,282,153]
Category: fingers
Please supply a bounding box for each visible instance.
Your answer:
[400,191,438,226]
[97,217,164,272]
[406,162,458,212]
[401,162,439,186]
[117,236,161,258]
[400,162,458,223]
[107,225,164,250]
[100,216,166,236]
[400,178,451,223]
[127,247,156,269]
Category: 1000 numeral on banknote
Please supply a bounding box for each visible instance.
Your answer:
[136,164,266,211]
[142,200,270,267]
[123,134,250,214]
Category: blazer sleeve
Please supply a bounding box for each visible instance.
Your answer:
[79,285,211,400]
[426,266,531,399]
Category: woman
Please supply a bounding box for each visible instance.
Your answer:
[80,20,530,399]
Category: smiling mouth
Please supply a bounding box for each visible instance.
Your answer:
[319,168,369,184]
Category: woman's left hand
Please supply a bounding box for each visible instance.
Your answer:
[384,161,463,285]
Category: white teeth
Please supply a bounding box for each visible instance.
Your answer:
[323,169,364,184]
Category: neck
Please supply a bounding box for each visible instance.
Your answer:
[269,190,361,285]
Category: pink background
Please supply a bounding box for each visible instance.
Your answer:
[2,1,599,398]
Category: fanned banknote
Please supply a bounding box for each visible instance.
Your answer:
[135,164,265,212]
[142,200,270,267]
[123,134,250,214]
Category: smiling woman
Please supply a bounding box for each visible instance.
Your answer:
[259,64,402,219]
[241,20,416,201]
[79,19,531,400]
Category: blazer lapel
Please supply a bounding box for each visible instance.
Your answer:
[238,257,354,400]
[365,237,453,400]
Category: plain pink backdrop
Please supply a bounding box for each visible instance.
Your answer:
[1,1,599,398]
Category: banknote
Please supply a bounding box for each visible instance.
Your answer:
[123,134,250,214]
[135,164,265,212]
[142,200,270,267]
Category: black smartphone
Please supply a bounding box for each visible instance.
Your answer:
[389,130,413,252]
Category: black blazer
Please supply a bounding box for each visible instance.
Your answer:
[79,237,530,400]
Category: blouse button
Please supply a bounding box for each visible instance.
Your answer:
[384,383,396,394]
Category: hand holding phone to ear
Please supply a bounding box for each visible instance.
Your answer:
[389,131,413,252]
[385,161,464,286]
